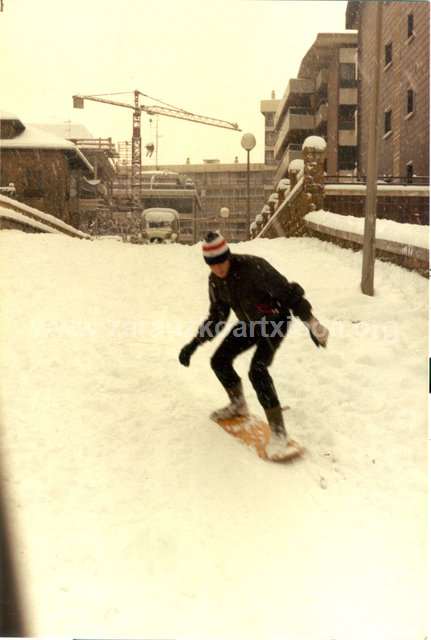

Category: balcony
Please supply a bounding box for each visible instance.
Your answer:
[315,102,328,130]
[274,108,315,160]
[273,144,303,184]
[338,129,357,146]
[275,78,315,128]
[339,87,358,105]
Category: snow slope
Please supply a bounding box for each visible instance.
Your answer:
[0,231,427,639]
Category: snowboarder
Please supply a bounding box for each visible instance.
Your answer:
[178,231,329,458]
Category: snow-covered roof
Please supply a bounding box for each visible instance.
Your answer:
[0,109,21,120]
[32,122,94,140]
[0,123,93,173]
[143,208,179,223]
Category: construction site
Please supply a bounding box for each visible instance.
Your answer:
[0,89,244,244]
[72,90,241,244]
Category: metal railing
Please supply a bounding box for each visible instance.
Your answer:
[324,175,429,186]
[288,106,313,116]
[75,138,118,156]
[286,143,302,151]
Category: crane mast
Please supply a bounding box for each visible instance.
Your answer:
[73,89,241,205]
[132,91,141,201]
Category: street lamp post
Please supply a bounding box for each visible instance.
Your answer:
[220,206,230,239]
[241,133,256,239]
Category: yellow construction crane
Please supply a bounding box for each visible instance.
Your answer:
[73,89,241,203]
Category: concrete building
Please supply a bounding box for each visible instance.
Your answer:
[273,31,358,185]
[146,161,275,242]
[346,1,429,181]
[260,91,280,166]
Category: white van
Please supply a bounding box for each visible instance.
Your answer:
[141,207,180,243]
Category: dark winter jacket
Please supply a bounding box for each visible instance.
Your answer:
[196,254,312,343]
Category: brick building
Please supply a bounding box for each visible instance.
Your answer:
[272,31,358,186]
[0,112,93,226]
[346,0,430,180]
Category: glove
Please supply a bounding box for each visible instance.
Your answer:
[304,317,329,348]
[178,338,200,367]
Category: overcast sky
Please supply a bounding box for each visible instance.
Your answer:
[1,0,348,165]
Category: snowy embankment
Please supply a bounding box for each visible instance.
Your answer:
[0,231,427,639]
[305,209,429,249]
[0,194,91,239]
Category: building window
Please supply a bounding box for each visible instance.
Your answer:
[384,42,392,67]
[407,13,414,38]
[384,109,392,135]
[337,146,357,171]
[338,105,356,130]
[265,150,275,164]
[265,130,276,146]
[406,163,414,184]
[339,63,356,87]
[265,113,274,128]
[407,89,415,115]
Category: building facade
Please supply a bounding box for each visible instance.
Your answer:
[260,92,280,166]
[0,113,93,226]
[146,161,275,242]
[272,32,358,185]
[33,123,118,229]
[346,1,430,181]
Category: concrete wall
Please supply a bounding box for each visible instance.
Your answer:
[305,219,428,278]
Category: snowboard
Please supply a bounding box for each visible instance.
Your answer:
[211,413,304,462]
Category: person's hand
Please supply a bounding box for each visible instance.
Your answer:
[178,338,200,367]
[305,317,329,348]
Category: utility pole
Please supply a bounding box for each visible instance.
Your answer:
[361,1,383,296]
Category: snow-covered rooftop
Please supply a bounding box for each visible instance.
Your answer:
[0,123,93,172]
[32,122,94,140]
[0,109,21,120]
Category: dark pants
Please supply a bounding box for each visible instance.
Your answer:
[210,319,290,410]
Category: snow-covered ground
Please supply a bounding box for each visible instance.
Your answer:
[0,231,427,639]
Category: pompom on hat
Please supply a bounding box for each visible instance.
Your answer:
[202,231,231,265]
